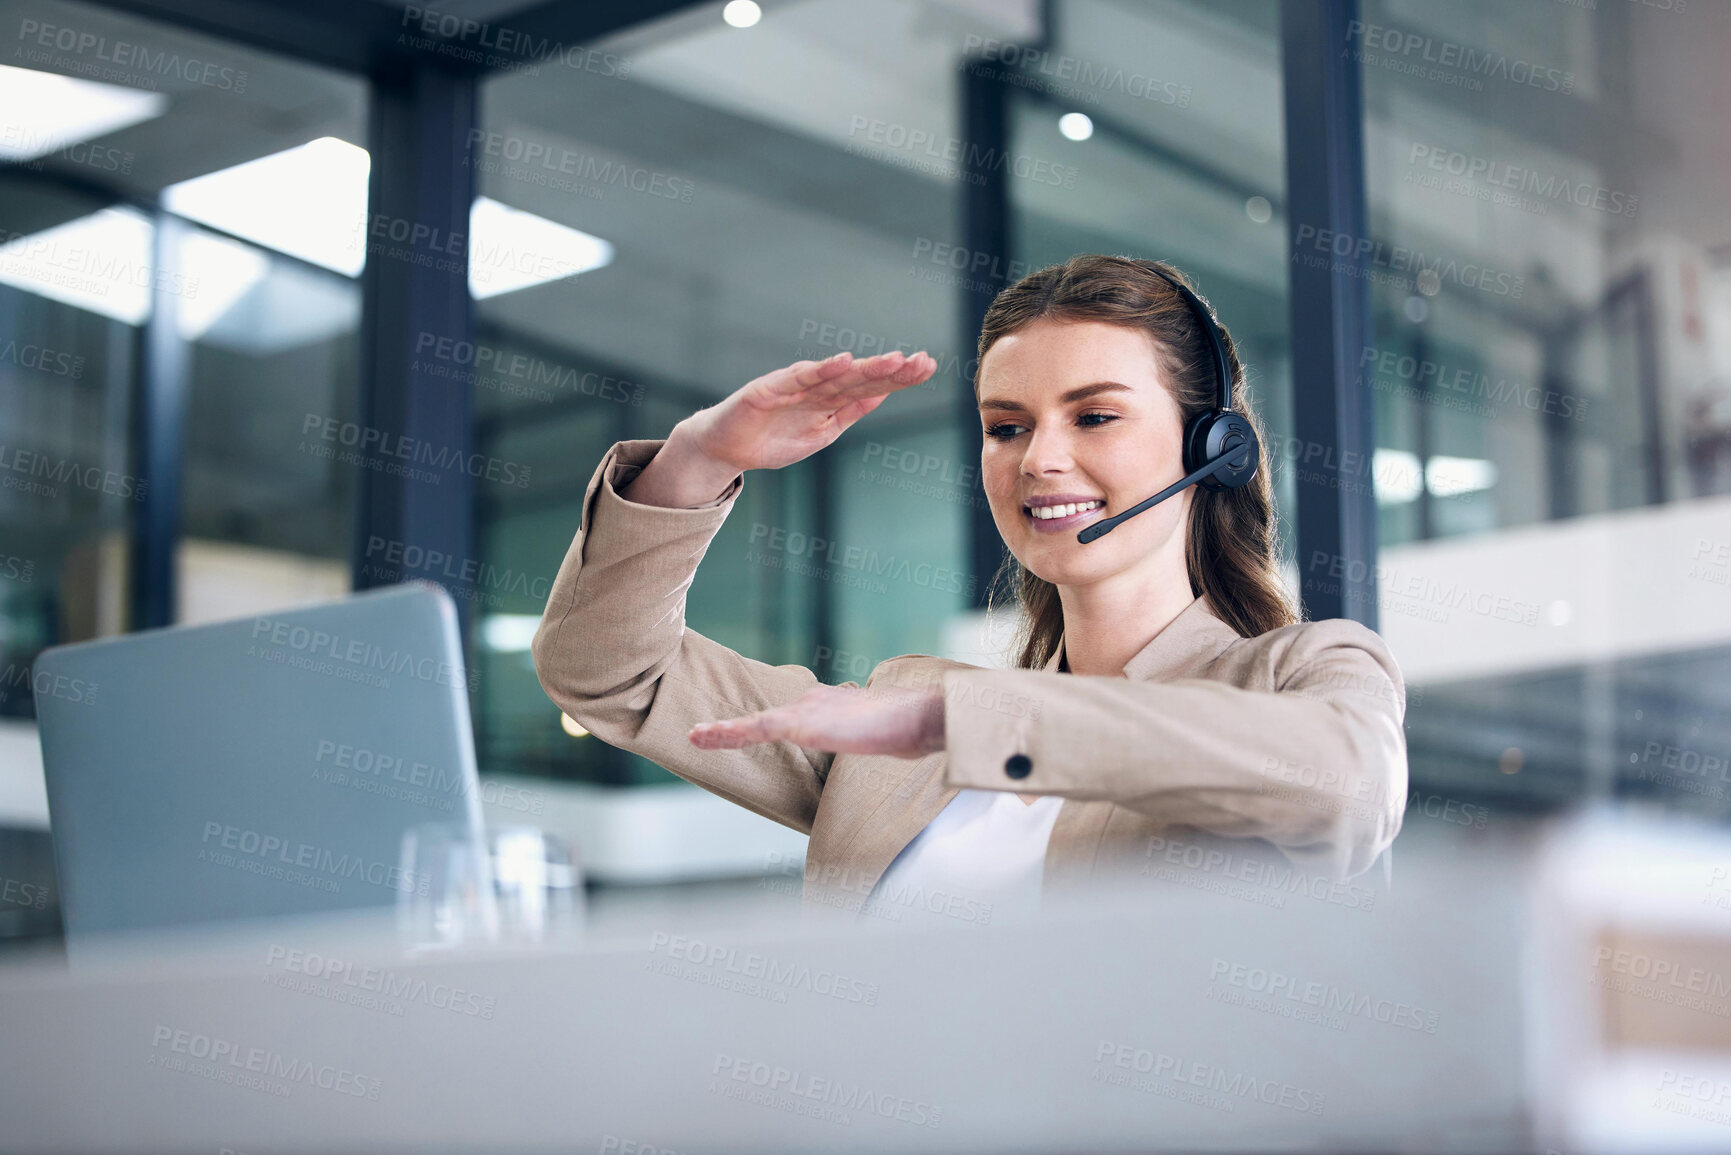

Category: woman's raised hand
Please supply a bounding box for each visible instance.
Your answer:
[680,350,937,474]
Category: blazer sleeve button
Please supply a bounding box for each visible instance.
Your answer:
[1004,753,1032,780]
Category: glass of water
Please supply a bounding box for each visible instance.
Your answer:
[489,825,585,946]
[398,820,499,952]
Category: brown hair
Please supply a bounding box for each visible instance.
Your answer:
[975,254,1298,669]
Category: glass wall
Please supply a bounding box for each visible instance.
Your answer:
[471,0,1050,785]
[5,0,1723,855]
[468,0,1292,788]
[1356,0,1731,814]
[0,0,366,698]
[0,184,140,715]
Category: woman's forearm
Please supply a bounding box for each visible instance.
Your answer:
[618,423,744,509]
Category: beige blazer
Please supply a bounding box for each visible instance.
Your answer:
[533,439,1410,922]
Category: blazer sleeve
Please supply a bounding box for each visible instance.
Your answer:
[938,621,1409,881]
[530,438,842,836]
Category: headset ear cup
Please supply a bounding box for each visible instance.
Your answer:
[1187,411,1258,491]
[1182,410,1217,477]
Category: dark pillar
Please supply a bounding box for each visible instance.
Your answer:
[132,212,192,629]
[1281,0,1378,628]
[960,55,1012,611]
[354,64,479,644]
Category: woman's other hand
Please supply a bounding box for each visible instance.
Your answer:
[688,682,944,760]
[679,350,937,475]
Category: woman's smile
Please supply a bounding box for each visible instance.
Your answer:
[1021,499,1107,534]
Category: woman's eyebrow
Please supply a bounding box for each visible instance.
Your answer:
[978,381,1134,412]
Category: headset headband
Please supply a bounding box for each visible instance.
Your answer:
[1147,265,1232,413]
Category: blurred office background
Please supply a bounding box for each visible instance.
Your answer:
[0,0,1727,946]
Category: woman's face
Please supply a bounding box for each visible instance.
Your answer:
[977,317,1190,588]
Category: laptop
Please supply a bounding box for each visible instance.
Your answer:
[32,583,492,946]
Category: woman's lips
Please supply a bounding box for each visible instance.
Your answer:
[1023,504,1104,534]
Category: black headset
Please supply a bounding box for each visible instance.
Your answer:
[1075,263,1260,543]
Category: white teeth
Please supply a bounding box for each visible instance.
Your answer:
[1029,500,1103,520]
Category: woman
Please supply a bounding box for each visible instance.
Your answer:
[533,255,1408,926]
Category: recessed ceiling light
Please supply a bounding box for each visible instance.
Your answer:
[0,64,166,161]
[1058,112,1093,142]
[0,206,153,324]
[177,230,270,340]
[468,196,613,299]
[723,1,762,28]
[164,136,371,276]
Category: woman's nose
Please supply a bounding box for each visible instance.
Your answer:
[1020,422,1075,475]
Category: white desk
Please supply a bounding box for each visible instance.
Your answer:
[2,810,1724,1154]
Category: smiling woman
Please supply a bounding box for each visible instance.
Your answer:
[532,254,1409,925]
[971,256,1296,674]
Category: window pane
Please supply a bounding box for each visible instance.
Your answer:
[1358,0,1731,814]
[470,0,1033,784]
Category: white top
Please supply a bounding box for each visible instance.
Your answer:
[863,789,1064,928]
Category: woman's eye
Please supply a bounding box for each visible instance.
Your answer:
[984,412,1118,440]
